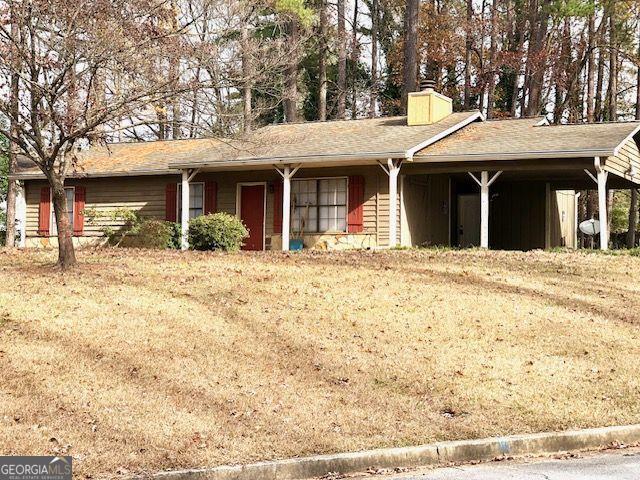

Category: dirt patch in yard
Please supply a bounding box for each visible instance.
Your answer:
[1,248,640,478]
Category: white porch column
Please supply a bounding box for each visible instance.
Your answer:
[276,164,301,251]
[480,171,490,249]
[469,170,502,249]
[282,165,291,252]
[597,167,609,251]
[181,170,190,250]
[388,159,401,248]
[16,181,26,248]
[587,159,609,251]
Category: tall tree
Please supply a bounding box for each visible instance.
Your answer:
[402,0,419,112]
[318,0,328,121]
[337,0,347,118]
[369,0,379,117]
[586,12,596,122]
[486,0,499,119]
[463,0,473,110]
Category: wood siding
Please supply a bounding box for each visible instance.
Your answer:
[25,175,177,237]
[606,137,640,183]
[24,166,388,247]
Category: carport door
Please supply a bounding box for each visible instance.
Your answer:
[458,194,481,247]
[240,185,265,251]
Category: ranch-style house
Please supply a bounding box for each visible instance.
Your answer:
[11,84,640,252]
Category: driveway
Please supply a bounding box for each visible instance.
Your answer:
[351,448,640,480]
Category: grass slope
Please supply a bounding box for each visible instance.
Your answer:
[1,248,640,478]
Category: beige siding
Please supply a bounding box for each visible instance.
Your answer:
[24,166,386,249]
[605,138,640,183]
[401,174,449,247]
[25,175,178,237]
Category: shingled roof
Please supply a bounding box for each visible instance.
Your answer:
[13,111,481,178]
[414,117,640,162]
[14,111,640,180]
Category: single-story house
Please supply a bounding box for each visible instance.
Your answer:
[12,85,640,252]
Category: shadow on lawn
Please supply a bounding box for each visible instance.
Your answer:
[292,252,640,327]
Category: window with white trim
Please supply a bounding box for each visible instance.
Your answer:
[291,178,347,233]
[177,183,204,221]
[51,187,75,234]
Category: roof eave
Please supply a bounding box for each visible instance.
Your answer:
[12,168,180,181]
[169,152,408,169]
[413,149,616,163]
[405,111,485,160]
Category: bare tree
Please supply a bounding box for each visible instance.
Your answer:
[337,0,347,118]
[0,0,199,267]
[4,2,19,247]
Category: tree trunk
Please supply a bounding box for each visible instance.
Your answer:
[350,0,359,119]
[608,6,617,122]
[594,30,605,121]
[284,19,299,123]
[318,0,328,121]
[50,175,76,269]
[337,0,347,118]
[525,2,549,117]
[628,189,638,248]
[401,0,419,113]
[5,6,19,247]
[486,0,498,119]
[241,24,252,131]
[586,13,596,122]
[628,31,640,249]
[463,0,473,110]
[369,0,378,118]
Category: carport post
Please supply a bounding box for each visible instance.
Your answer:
[181,170,190,250]
[468,171,502,249]
[480,171,489,249]
[596,159,609,251]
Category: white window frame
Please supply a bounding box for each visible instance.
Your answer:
[50,186,75,235]
[176,182,205,222]
[291,176,349,234]
[236,182,267,251]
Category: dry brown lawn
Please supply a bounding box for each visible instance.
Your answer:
[1,248,640,479]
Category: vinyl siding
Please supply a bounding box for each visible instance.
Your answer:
[25,175,177,237]
[24,166,386,247]
[605,138,640,182]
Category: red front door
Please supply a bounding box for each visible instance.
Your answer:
[240,184,265,251]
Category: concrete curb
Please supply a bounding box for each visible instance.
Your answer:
[138,424,640,480]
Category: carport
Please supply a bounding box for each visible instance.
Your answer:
[409,118,640,251]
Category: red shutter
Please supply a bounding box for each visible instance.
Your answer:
[204,180,217,214]
[273,180,283,234]
[73,186,86,235]
[165,183,177,222]
[347,175,365,233]
[38,187,51,236]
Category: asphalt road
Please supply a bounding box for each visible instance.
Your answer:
[353,448,640,480]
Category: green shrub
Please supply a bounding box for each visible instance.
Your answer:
[85,207,179,249]
[167,222,182,250]
[188,213,248,251]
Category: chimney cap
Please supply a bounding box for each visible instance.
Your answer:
[420,79,436,91]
